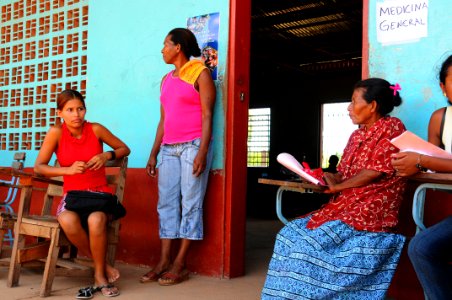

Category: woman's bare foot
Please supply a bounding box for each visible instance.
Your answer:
[106,264,120,283]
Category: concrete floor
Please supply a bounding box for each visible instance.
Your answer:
[0,219,283,300]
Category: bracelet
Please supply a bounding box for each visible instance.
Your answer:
[415,154,427,172]
[107,150,116,161]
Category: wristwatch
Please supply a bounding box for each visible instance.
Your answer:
[415,154,428,172]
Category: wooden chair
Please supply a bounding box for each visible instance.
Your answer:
[0,152,26,258]
[7,157,128,297]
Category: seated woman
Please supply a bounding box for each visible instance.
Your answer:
[391,54,452,300]
[262,78,406,299]
[34,90,130,298]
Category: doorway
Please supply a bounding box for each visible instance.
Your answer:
[246,0,363,219]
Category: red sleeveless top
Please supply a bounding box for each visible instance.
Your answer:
[56,121,111,194]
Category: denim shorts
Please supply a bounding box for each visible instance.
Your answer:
[157,138,213,240]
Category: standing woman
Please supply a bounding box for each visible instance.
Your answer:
[34,90,130,298]
[142,28,215,285]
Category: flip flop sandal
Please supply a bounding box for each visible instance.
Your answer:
[158,269,189,286]
[76,286,96,299]
[96,284,120,298]
[140,269,163,283]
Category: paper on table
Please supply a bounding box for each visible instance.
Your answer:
[390,131,452,159]
[277,153,325,186]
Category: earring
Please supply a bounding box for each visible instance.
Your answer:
[444,92,447,98]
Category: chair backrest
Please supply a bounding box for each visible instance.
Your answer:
[40,157,128,217]
[105,157,128,205]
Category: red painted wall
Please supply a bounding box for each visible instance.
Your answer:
[115,169,226,277]
[3,168,227,277]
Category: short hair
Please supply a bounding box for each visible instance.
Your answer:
[328,155,339,166]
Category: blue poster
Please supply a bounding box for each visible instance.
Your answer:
[187,12,220,80]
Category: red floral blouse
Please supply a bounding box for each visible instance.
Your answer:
[307,116,407,232]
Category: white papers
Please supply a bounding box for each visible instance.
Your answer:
[390,131,452,159]
[277,153,324,185]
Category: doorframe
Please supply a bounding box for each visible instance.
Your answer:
[362,0,369,78]
[223,0,251,277]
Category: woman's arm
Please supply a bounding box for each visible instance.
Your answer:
[391,108,448,176]
[192,68,216,177]
[34,126,87,176]
[323,172,343,184]
[324,169,383,193]
[428,108,444,146]
[89,123,131,170]
[146,105,165,177]
[420,154,452,172]
[392,151,452,176]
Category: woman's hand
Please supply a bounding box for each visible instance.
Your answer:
[391,152,419,176]
[323,169,382,193]
[323,187,339,194]
[86,152,109,171]
[323,172,341,194]
[193,151,207,177]
[146,156,157,177]
[67,161,87,175]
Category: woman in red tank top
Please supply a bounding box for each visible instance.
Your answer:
[34,90,130,297]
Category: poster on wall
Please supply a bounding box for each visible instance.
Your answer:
[187,12,220,80]
[376,0,428,45]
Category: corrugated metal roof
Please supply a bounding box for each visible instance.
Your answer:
[252,0,362,73]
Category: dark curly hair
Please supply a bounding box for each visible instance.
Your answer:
[439,54,452,85]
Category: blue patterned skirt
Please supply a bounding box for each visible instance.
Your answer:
[262,217,405,300]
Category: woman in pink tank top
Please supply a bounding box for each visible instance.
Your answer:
[143,28,215,285]
[34,90,130,297]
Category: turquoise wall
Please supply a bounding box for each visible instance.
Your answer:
[0,0,229,168]
[87,1,228,168]
[368,0,452,139]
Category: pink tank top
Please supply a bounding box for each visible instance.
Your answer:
[56,122,110,193]
[160,71,202,144]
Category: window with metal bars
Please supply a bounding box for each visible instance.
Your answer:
[247,108,270,167]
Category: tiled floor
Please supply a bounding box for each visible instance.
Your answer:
[0,219,283,300]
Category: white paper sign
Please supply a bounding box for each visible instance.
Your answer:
[376,0,428,45]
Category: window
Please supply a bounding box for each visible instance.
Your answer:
[248,108,270,167]
[321,102,357,167]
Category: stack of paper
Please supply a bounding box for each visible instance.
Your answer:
[390,131,452,159]
[277,153,326,185]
